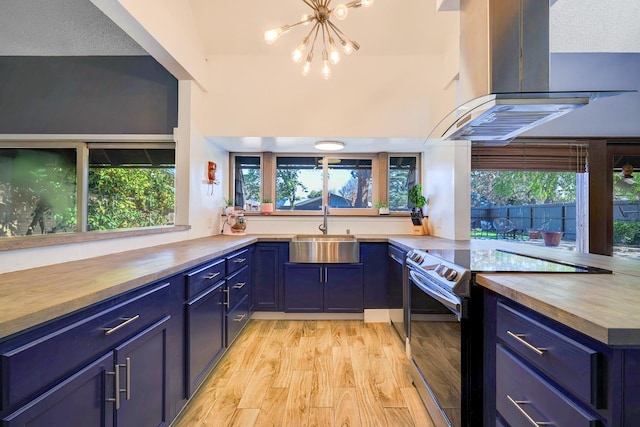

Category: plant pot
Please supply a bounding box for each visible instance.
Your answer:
[378,207,389,215]
[542,231,563,246]
[528,230,541,239]
[261,203,274,215]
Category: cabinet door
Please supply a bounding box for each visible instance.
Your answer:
[185,283,225,396]
[2,352,114,427]
[325,264,364,312]
[252,243,287,311]
[114,316,170,427]
[284,263,323,312]
[361,243,390,308]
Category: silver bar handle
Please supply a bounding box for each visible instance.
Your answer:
[319,267,323,283]
[233,258,246,263]
[124,357,131,401]
[204,272,220,280]
[506,395,553,426]
[103,315,140,336]
[233,282,246,289]
[223,288,230,307]
[106,367,121,409]
[506,330,547,356]
[324,267,328,283]
[233,314,246,322]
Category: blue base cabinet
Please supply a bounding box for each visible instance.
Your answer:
[284,263,364,313]
[360,242,390,309]
[484,289,640,426]
[1,281,174,427]
[252,243,288,311]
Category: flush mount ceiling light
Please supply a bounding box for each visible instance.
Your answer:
[314,140,345,151]
[264,0,374,79]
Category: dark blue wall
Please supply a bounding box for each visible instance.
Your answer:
[0,56,178,134]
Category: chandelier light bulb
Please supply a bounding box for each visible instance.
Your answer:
[321,50,332,80]
[302,52,313,77]
[291,40,308,63]
[342,40,354,55]
[329,40,340,64]
[333,4,349,20]
[264,27,285,44]
[361,0,374,7]
[301,14,313,25]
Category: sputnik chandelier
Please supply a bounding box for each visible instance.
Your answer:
[264,0,374,79]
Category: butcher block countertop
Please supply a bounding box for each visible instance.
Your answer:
[0,234,638,345]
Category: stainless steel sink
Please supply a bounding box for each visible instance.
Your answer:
[289,234,359,263]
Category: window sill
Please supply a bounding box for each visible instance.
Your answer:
[0,225,191,252]
[241,212,411,217]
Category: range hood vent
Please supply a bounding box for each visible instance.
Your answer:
[426,0,623,145]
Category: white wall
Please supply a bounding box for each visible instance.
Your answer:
[423,139,471,240]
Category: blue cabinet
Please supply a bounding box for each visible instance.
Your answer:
[1,282,173,427]
[360,242,390,308]
[484,291,640,426]
[185,281,225,397]
[284,263,364,313]
[252,242,288,311]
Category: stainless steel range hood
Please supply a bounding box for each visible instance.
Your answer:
[427,0,623,145]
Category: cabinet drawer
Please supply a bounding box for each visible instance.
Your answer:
[185,258,225,299]
[226,249,249,275]
[1,282,170,410]
[226,266,249,310]
[497,345,601,427]
[497,302,603,407]
[226,295,250,347]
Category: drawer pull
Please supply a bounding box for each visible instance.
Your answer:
[233,314,246,322]
[506,395,553,426]
[223,288,230,307]
[233,258,246,264]
[233,282,246,289]
[103,315,140,336]
[506,330,547,356]
[204,272,221,280]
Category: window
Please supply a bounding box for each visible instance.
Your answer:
[0,143,175,238]
[233,155,262,211]
[0,148,77,237]
[389,156,418,211]
[230,152,419,215]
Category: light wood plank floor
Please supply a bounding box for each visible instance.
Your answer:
[172,320,435,427]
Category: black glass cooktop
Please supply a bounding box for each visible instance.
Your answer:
[427,249,612,274]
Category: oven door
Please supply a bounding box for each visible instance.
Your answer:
[409,269,462,427]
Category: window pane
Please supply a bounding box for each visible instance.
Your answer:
[234,155,261,211]
[88,149,175,230]
[276,156,323,211]
[327,158,373,208]
[0,148,77,237]
[389,156,417,211]
[613,155,640,255]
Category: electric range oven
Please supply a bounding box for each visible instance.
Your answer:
[405,249,612,427]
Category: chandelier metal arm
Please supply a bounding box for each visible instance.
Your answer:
[326,20,359,51]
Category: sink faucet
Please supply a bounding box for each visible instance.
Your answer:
[319,204,329,234]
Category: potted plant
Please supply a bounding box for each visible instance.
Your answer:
[261,198,274,215]
[408,184,427,214]
[375,201,390,215]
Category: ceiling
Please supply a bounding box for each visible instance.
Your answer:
[2,1,639,153]
[188,0,456,58]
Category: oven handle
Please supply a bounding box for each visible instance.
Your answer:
[409,270,463,319]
